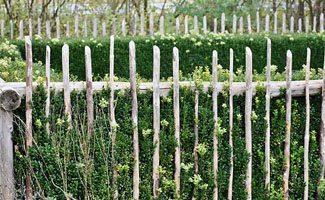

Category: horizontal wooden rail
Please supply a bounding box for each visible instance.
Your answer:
[1,80,322,97]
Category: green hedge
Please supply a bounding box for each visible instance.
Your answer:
[11,33,325,80]
[13,85,322,199]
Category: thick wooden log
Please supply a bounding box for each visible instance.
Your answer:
[25,36,33,200]
[129,41,139,199]
[109,35,118,199]
[75,15,79,37]
[245,47,253,200]
[304,48,311,200]
[212,50,218,200]
[45,46,51,135]
[62,44,72,128]
[185,15,189,34]
[274,12,277,33]
[283,50,292,200]
[173,47,181,198]
[153,45,160,199]
[85,46,93,138]
[265,39,271,196]
[228,48,234,200]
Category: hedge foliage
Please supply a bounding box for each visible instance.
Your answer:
[12,69,323,199]
[9,33,325,80]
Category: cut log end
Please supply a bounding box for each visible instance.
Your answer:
[0,88,21,111]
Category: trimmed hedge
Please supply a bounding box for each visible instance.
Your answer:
[11,33,325,80]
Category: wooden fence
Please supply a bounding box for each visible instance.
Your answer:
[1,11,325,40]
[1,35,325,199]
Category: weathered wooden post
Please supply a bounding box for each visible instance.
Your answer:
[160,16,164,35]
[282,14,286,33]
[256,11,260,33]
[133,14,137,36]
[29,18,32,39]
[265,14,270,33]
[298,18,302,32]
[10,20,13,40]
[75,15,79,37]
[37,18,41,36]
[233,15,237,33]
[46,20,51,38]
[84,18,88,37]
[141,13,145,36]
[122,19,126,37]
[0,78,21,200]
[56,17,60,38]
[150,13,154,35]
[221,13,225,33]
[93,18,97,37]
[185,15,188,34]
[305,17,309,33]
[102,21,106,37]
[19,20,23,39]
[203,16,207,34]
[321,13,324,32]
[239,16,243,34]
[214,18,217,33]
[247,15,251,34]
[313,16,316,32]
[290,16,294,32]
[274,11,277,33]
[194,15,198,33]
[176,17,180,34]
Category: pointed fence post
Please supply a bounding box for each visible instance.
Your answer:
[66,21,70,37]
[265,39,271,196]
[84,18,88,37]
[321,13,324,32]
[304,48,311,200]
[194,15,198,33]
[256,11,260,33]
[10,20,13,40]
[150,13,154,35]
[93,18,97,37]
[274,11,277,33]
[176,17,180,34]
[228,48,234,200]
[239,16,243,34]
[56,17,60,38]
[221,13,225,33]
[129,40,139,199]
[85,46,93,138]
[247,14,251,34]
[25,36,33,200]
[245,47,253,200]
[212,50,218,200]
[75,15,79,37]
[283,50,292,200]
[185,15,188,34]
[141,13,145,36]
[173,47,181,198]
[265,14,270,33]
[203,15,207,34]
[233,15,237,33]
[282,14,286,33]
[153,45,160,199]
[45,46,51,135]
[160,16,164,35]
[122,19,126,36]
[46,20,51,38]
[290,16,294,32]
[38,18,41,36]
[19,20,23,39]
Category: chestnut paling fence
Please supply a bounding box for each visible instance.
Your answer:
[0,35,325,200]
[1,11,325,40]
